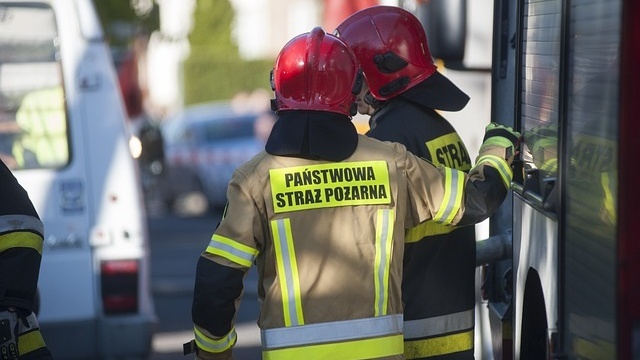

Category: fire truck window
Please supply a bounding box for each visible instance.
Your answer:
[518,0,561,193]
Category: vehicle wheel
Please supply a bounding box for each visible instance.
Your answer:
[520,270,549,360]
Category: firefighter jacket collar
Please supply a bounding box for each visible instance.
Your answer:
[367,98,445,134]
[265,111,358,161]
[399,70,470,112]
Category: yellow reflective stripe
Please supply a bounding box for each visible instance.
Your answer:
[194,326,236,353]
[404,329,474,359]
[269,161,391,213]
[374,209,394,316]
[0,232,43,255]
[405,221,455,243]
[475,154,513,188]
[480,136,514,150]
[0,215,43,234]
[263,334,403,360]
[433,167,464,224]
[17,329,47,356]
[271,219,304,326]
[206,234,258,268]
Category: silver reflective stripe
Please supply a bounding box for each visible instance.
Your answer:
[0,215,43,234]
[375,209,393,316]
[436,168,461,223]
[272,219,303,326]
[404,309,474,339]
[261,314,403,349]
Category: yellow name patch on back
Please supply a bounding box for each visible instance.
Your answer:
[269,161,391,213]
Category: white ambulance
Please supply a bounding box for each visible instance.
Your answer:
[0,1,155,358]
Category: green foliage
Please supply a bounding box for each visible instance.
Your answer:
[183,0,274,104]
[184,55,274,104]
[92,0,159,49]
[188,0,236,55]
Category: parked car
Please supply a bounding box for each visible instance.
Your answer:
[159,101,273,215]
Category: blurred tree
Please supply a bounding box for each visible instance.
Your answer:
[188,0,238,57]
[93,0,160,52]
[183,0,274,105]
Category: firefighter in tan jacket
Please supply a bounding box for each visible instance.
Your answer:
[186,27,519,360]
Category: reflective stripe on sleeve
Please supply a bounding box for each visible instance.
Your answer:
[194,326,237,354]
[0,232,43,254]
[404,309,475,358]
[432,167,464,224]
[206,234,258,268]
[404,330,474,358]
[474,154,513,188]
[271,218,304,327]
[17,329,47,357]
[0,215,43,234]
[405,221,455,243]
[261,314,403,349]
[374,209,394,316]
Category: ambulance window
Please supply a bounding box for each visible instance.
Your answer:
[516,0,561,207]
[0,4,69,170]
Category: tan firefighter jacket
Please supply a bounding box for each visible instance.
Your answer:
[190,134,513,360]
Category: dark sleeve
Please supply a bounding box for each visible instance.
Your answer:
[0,159,39,218]
[458,166,509,226]
[191,257,245,336]
[0,159,44,311]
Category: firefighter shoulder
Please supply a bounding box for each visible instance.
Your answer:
[0,159,52,360]
[185,27,518,360]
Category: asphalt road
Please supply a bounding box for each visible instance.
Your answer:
[147,212,261,360]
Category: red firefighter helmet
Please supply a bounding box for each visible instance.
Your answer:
[335,6,438,101]
[271,27,361,116]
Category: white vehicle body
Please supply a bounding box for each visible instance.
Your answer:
[0,1,155,358]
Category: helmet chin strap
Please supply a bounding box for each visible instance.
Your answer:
[364,91,384,109]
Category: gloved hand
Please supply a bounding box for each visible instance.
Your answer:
[481,122,521,165]
[0,308,51,360]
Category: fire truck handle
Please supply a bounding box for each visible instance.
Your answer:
[476,230,512,266]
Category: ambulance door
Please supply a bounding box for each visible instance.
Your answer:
[0,0,96,327]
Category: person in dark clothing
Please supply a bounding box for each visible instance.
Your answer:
[0,159,52,359]
[337,6,480,359]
